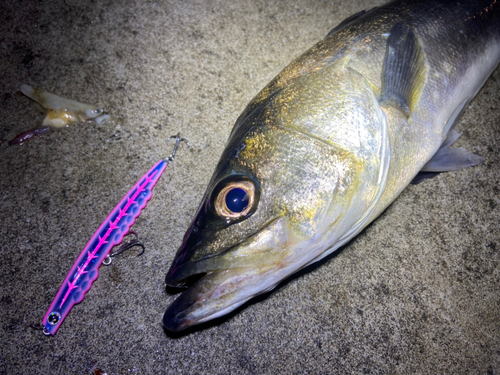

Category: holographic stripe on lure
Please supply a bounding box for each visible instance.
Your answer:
[42,134,189,336]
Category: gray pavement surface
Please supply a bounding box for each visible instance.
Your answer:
[1,0,499,374]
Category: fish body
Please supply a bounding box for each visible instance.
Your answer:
[164,0,500,331]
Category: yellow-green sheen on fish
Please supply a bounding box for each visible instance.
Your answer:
[164,0,500,331]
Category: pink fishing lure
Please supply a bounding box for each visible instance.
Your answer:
[42,134,189,336]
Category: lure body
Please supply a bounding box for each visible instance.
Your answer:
[42,160,167,335]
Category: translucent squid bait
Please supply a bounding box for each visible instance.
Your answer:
[20,84,105,128]
[42,133,189,336]
[9,84,110,145]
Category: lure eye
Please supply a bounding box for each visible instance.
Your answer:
[47,312,61,325]
[215,181,255,219]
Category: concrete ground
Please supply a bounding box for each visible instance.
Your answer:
[1,0,499,374]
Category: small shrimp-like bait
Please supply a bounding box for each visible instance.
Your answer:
[9,85,108,145]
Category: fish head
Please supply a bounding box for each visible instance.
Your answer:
[164,59,388,331]
[164,123,366,332]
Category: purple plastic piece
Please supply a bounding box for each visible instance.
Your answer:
[42,159,167,335]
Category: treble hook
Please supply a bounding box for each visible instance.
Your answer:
[103,231,145,265]
[165,132,190,163]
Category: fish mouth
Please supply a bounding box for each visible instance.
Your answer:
[163,217,297,332]
[163,268,269,332]
[163,248,254,332]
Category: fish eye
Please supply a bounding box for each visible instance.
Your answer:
[225,188,248,212]
[214,181,255,219]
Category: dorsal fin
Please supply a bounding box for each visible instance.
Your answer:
[327,7,380,37]
[380,23,427,117]
[327,10,367,36]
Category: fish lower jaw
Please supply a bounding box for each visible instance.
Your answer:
[163,265,284,332]
[163,239,339,331]
[163,294,253,332]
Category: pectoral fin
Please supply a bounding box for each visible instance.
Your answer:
[411,130,484,184]
[380,23,427,117]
